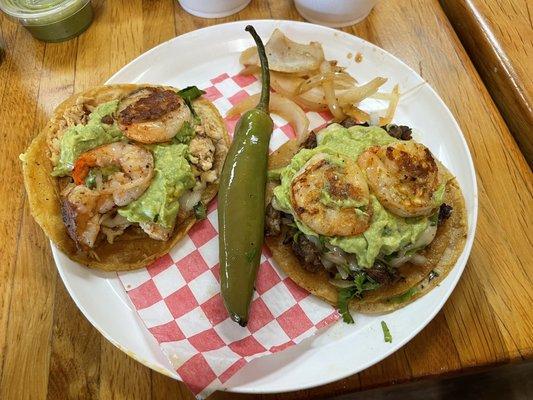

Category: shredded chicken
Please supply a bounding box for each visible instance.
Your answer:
[100,212,131,244]
[47,99,92,165]
[188,136,215,171]
[200,169,217,184]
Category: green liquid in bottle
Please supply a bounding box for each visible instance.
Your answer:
[23,1,93,42]
[0,0,94,43]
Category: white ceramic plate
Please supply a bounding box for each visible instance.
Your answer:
[53,20,478,394]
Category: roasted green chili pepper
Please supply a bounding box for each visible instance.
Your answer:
[218,25,274,326]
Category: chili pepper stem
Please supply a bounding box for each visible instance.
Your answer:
[245,25,270,113]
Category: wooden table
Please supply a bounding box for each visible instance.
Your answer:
[440,0,533,163]
[0,1,531,399]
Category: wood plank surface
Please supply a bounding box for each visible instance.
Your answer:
[440,0,533,163]
[0,0,531,399]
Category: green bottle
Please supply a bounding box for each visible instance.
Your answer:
[0,0,93,43]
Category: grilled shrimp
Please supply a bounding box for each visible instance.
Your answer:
[61,186,110,249]
[117,87,191,143]
[62,142,154,249]
[290,153,372,237]
[357,141,439,217]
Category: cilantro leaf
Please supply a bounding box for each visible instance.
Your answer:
[178,86,205,117]
[178,86,205,102]
[381,321,392,343]
[85,169,97,189]
[338,286,357,324]
[353,273,380,294]
[387,286,419,304]
[173,121,195,144]
[292,230,301,242]
[193,201,207,220]
[337,272,382,324]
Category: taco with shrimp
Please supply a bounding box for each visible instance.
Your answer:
[264,119,467,322]
[21,84,229,271]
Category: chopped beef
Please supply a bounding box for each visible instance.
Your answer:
[291,233,324,273]
[101,115,114,125]
[300,131,317,149]
[282,231,294,245]
[265,203,282,237]
[438,203,453,225]
[82,104,92,117]
[365,262,398,286]
[340,117,368,128]
[383,124,412,140]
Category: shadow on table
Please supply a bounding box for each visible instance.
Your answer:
[332,359,533,400]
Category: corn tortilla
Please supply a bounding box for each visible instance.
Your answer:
[22,84,229,271]
[265,137,468,313]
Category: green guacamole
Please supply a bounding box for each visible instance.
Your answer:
[118,144,195,229]
[318,123,397,158]
[271,124,434,268]
[329,196,429,267]
[52,100,122,176]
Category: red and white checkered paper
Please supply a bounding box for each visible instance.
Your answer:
[117,72,338,398]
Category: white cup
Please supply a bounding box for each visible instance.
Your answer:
[294,0,379,27]
[178,0,251,18]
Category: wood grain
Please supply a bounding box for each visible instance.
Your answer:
[47,280,101,400]
[440,0,533,163]
[0,0,531,399]
[0,17,46,397]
